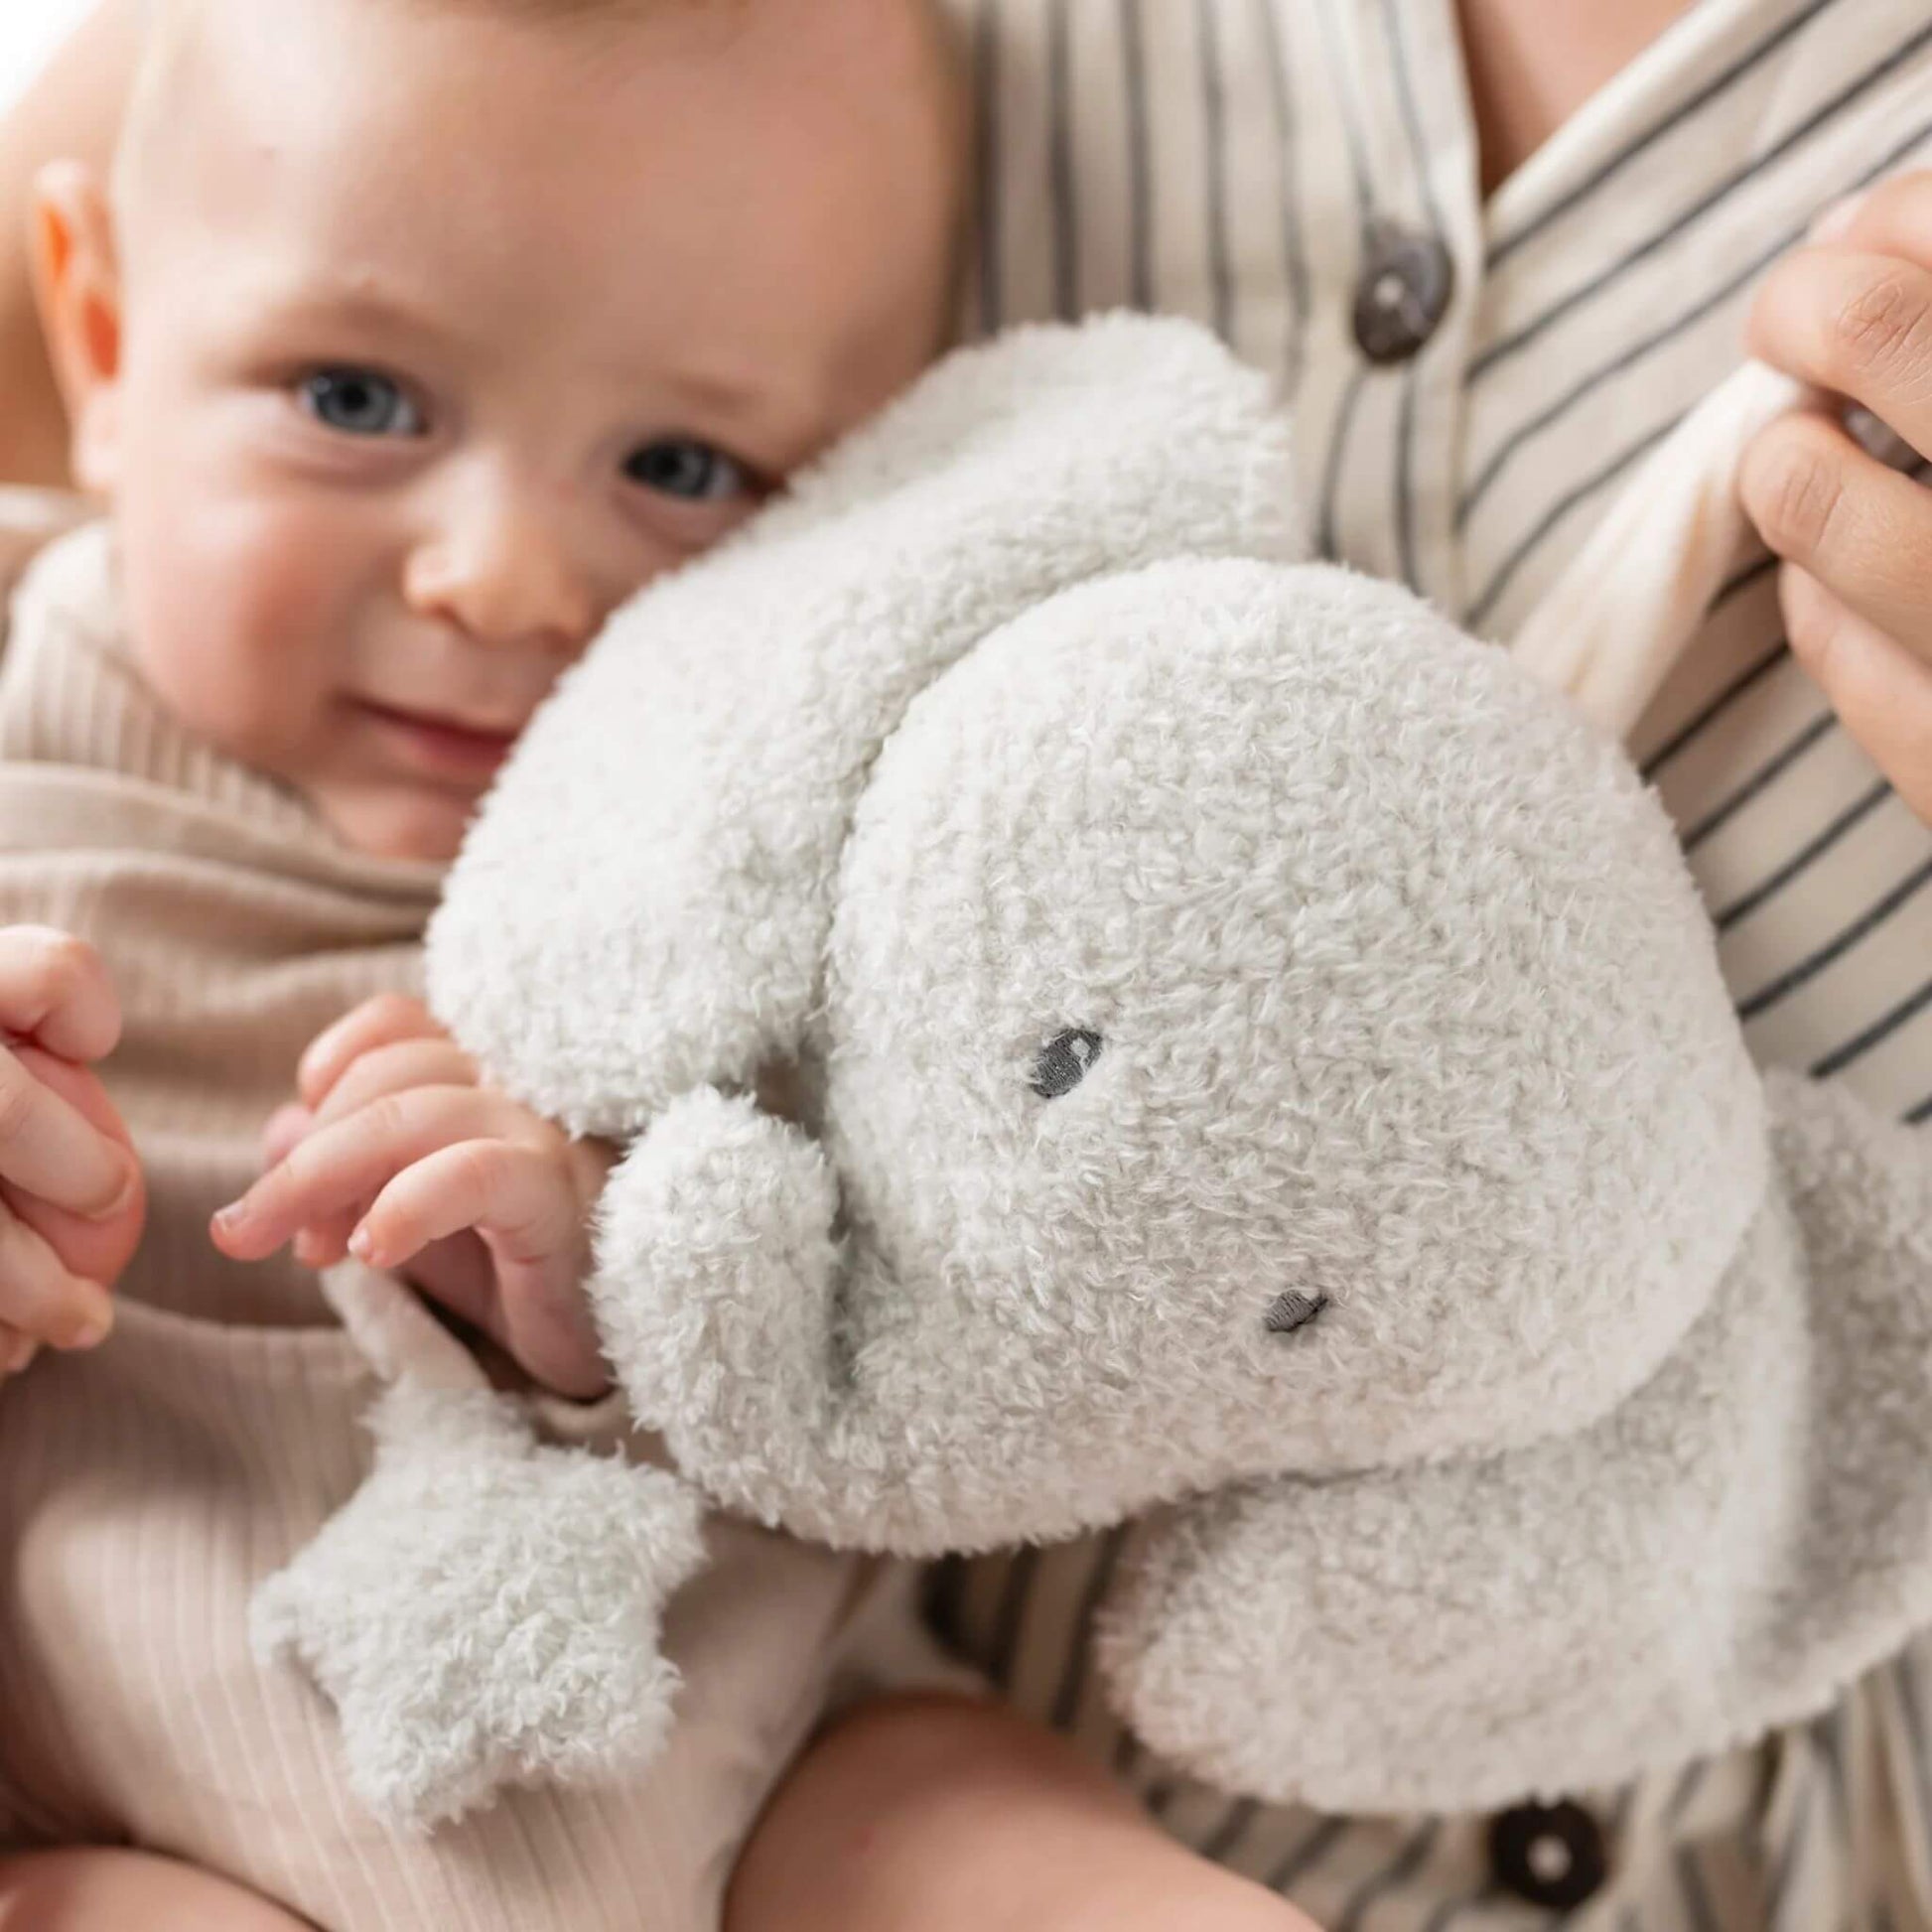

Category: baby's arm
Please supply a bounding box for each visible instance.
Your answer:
[211,993,615,1398]
[729,1695,1322,1932]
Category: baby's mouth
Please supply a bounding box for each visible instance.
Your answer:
[350,697,522,782]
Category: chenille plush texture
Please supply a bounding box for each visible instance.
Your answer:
[251,1269,708,1829]
[262,316,1932,1829]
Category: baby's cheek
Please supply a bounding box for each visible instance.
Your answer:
[118,489,367,769]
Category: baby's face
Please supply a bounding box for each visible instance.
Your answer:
[49,0,957,860]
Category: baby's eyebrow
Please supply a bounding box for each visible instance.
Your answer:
[650,360,780,428]
[242,272,473,358]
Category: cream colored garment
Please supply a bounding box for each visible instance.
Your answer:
[0,524,869,1932]
[1513,359,1805,737]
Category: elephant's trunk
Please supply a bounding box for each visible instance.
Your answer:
[594,1086,899,1537]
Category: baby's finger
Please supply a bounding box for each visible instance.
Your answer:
[348,1140,578,1275]
[0,1045,137,1219]
[0,928,120,1062]
[305,1037,479,1134]
[261,1104,314,1170]
[295,1210,362,1272]
[0,1324,38,1377]
[297,993,443,1111]
[212,1085,531,1260]
[0,1204,114,1350]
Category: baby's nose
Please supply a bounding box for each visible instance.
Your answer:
[406,479,603,655]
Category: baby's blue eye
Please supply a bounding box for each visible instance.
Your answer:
[300,368,424,438]
[624,438,748,502]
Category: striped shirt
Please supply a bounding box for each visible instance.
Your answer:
[931,1,1932,1925]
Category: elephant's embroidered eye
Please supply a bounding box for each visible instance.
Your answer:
[1265,1291,1328,1336]
[1032,1029,1103,1099]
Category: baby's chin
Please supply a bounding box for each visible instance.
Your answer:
[309,779,479,867]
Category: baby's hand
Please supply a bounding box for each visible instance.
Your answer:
[210,994,617,1399]
[0,927,145,1380]
[1742,170,1932,824]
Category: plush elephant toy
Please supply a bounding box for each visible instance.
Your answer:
[254,316,1932,1832]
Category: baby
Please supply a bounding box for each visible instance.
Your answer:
[0,0,961,1926]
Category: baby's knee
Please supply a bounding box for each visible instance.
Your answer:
[0,1849,308,1932]
[732,1693,1320,1932]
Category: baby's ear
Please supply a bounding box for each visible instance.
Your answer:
[30,163,122,495]
[429,316,1302,1137]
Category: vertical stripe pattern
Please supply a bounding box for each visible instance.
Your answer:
[939,0,1932,1924]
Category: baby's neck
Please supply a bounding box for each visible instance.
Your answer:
[1454,0,1696,195]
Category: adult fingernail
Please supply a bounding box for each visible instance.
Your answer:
[1809,193,1865,242]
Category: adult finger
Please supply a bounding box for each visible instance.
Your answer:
[297,993,443,1110]
[1779,564,1932,825]
[1739,413,1932,663]
[0,928,120,1062]
[1813,170,1932,268]
[1747,242,1932,461]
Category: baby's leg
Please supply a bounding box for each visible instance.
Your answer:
[0,1850,308,1930]
[728,1695,1323,1932]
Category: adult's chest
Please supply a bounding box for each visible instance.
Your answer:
[951,0,1932,1112]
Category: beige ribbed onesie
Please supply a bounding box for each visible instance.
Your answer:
[0,520,868,1932]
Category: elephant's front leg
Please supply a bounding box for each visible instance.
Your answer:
[1098,1194,1822,1817]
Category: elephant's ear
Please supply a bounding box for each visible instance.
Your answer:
[427,316,1301,1138]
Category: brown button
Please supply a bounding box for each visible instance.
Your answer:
[1351,221,1454,364]
[1488,1800,1607,1911]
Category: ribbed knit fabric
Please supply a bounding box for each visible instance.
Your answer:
[0,522,868,1932]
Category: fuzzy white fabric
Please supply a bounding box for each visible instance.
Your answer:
[601,557,1762,1552]
[429,317,1302,1135]
[279,313,1932,1826]
[1103,1072,1932,1810]
[252,1341,706,1828]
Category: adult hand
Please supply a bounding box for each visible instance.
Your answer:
[1741,171,1932,825]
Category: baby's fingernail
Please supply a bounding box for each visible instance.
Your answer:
[1810,193,1865,242]
[210,1199,253,1244]
[1,1330,35,1374]
[347,1224,376,1264]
